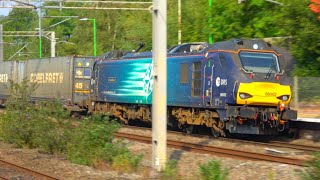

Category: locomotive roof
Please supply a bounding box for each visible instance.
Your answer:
[100,39,277,61]
[102,42,207,60]
[206,39,275,52]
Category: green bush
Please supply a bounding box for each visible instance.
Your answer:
[111,152,143,173]
[163,159,178,179]
[5,79,38,111]
[301,152,320,180]
[0,110,35,147]
[0,80,143,172]
[0,80,70,153]
[66,115,143,171]
[0,100,70,153]
[65,115,120,165]
[199,160,229,180]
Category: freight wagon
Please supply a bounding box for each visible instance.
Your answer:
[0,56,94,110]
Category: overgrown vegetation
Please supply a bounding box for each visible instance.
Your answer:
[301,152,320,180]
[163,159,178,179]
[199,160,229,180]
[0,80,143,172]
[296,77,320,102]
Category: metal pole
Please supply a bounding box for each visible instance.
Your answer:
[80,18,97,56]
[0,24,3,62]
[208,0,213,44]
[50,31,56,57]
[93,19,97,56]
[152,0,167,172]
[178,0,181,44]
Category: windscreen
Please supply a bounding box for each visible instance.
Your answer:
[239,51,280,73]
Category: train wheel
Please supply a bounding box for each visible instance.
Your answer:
[211,128,220,137]
[185,125,194,135]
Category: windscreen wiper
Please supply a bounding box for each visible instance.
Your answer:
[265,62,276,79]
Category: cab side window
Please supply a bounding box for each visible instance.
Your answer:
[180,63,189,84]
[191,62,201,96]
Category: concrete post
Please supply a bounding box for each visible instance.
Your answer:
[152,0,167,172]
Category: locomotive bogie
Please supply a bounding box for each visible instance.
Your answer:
[90,102,152,124]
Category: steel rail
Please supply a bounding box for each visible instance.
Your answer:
[0,159,60,180]
[116,132,306,166]
[121,125,320,153]
[262,140,320,153]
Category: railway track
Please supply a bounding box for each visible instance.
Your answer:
[0,159,59,180]
[115,132,306,166]
[122,125,320,153]
[217,137,320,153]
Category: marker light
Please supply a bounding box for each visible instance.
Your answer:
[277,95,289,101]
[239,93,252,99]
[249,73,254,79]
[280,103,285,111]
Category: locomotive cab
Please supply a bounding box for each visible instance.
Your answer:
[205,39,297,135]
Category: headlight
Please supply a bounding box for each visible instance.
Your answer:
[239,93,252,99]
[277,95,290,101]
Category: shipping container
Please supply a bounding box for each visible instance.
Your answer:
[0,61,24,103]
[23,56,94,110]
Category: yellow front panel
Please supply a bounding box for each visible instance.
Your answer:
[237,82,292,106]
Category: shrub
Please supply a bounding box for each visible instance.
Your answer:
[0,80,143,172]
[111,152,143,173]
[65,115,120,165]
[66,115,143,171]
[301,152,320,180]
[163,159,178,179]
[0,110,34,147]
[5,79,38,111]
[0,100,70,153]
[199,160,229,180]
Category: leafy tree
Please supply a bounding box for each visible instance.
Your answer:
[0,9,39,60]
[0,0,318,78]
[42,7,79,56]
[309,0,320,20]
[280,0,320,76]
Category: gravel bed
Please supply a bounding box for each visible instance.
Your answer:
[1,125,316,179]
[118,127,319,160]
[0,139,306,180]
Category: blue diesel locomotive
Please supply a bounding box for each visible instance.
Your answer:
[89,39,297,136]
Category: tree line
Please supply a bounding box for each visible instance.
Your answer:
[0,0,319,76]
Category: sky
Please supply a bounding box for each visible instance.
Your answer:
[0,9,10,16]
